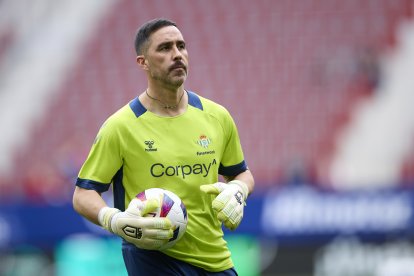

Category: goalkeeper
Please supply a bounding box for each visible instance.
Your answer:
[72,18,254,275]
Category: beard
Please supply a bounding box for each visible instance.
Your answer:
[150,67,188,88]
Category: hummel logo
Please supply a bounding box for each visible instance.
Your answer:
[144,140,157,152]
[145,140,154,148]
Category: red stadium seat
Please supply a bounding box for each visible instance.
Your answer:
[5,0,413,201]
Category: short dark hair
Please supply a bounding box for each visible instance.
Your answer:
[134,18,177,55]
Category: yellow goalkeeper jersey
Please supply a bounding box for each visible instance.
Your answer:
[76,91,247,271]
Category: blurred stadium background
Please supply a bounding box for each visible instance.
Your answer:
[1,0,414,275]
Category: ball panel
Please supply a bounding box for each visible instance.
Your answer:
[170,227,180,242]
[180,201,187,220]
[160,193,174,217]
[136,191,147,201]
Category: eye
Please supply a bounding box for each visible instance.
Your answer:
[178,42,186,50]
[158,44,171,51]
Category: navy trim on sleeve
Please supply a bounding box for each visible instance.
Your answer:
[76,178,111,193]
[187,91,203,111]
[219,160,248,177]
[129,97,147,118]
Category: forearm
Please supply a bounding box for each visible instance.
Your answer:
[73,186,108,225]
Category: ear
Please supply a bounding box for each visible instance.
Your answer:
[136,55,148,70]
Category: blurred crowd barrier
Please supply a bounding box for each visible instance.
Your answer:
[1,185,414,275]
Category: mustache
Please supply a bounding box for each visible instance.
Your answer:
[169,61,187,71]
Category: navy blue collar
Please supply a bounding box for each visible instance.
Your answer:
[129,90,203,118]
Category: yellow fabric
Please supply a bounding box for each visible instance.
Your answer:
[77,91,247,271]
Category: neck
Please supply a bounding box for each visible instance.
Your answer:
[140,87,187,116]
[146,88,185,109]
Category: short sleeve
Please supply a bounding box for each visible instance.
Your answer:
[76,119,123,192]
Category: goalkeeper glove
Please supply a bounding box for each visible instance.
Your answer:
[98,198,173,250]
[200,180,249,230]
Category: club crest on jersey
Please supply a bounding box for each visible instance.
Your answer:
[144,140,157,152]
[197,135,211,148]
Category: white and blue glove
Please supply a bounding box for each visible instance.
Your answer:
[200,180,249,230]
[98,198,173,250]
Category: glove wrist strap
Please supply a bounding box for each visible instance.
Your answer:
[98,207,121,233]
[228,180,249,200]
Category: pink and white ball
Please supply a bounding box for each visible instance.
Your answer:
[136,188,188,250]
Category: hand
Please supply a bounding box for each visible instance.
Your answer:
[200,180,249,230]
[98,198,173,250]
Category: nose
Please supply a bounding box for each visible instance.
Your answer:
[172,45,183,60]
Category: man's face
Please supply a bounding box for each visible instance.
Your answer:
[142,26,189,88]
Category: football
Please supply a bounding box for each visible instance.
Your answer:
[135,188,188,250]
